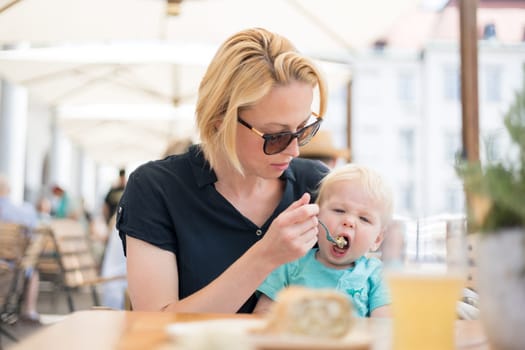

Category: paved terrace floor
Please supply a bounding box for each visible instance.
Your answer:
[2,285,103,349]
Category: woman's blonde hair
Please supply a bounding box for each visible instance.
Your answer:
[196,27,327,173]
[315,164,394,226]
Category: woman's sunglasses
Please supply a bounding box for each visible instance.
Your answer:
[237,112,323,155]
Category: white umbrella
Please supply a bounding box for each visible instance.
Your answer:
[0,0,419,165]
[0,42,211,164]
[0,41,351,165]
[56,103,197,165]
[0,41,352,103]
[0,0,420,57]
[0,0,420,107]
[163,0,421,61]
[0,0,164,43]
[0,42,214,106]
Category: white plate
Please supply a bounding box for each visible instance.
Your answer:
[166,318,265,338]
[166,319,371,350]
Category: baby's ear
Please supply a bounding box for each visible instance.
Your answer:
[370,229,385,252]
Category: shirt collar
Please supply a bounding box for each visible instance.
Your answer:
[188,145,216,188]
[189,144,297,188]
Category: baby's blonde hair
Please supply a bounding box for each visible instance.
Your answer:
[196,27,327,174]
[315,164,394,226]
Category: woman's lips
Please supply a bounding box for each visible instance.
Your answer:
[271,162,290,171]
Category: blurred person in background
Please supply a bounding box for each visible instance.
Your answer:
[50,184,73,219]
[298,130,350,169]
[118,27,329,313]
[162,137,193,158]
[0,174,38,229]
[103,168,127,225]
[35,196,52,224]
[0,174,41,323]
[100,215,128,309]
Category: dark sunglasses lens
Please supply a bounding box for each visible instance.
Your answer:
[264,134,293,155]
[297,121,321,146]
[262,119,322,154]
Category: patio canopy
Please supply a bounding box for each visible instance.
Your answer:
[0,0,420,164]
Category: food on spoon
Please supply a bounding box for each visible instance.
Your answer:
[259,286,354,338]
[335,236,348,248]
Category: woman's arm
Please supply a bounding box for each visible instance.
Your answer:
[126,236,179,311]
[127,234,300,313]
[127,193,320,313]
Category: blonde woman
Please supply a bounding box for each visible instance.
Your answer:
[118,28,329,313]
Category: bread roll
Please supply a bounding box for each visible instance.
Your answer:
[261,286,354,338]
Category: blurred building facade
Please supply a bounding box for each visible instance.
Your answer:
[349,0,525,218]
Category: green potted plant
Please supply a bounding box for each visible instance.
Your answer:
[456,73,525,350]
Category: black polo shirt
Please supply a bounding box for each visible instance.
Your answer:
[117,145,329,313]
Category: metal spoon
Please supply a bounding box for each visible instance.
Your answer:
[319,219,337,244]
[319,219,348,248]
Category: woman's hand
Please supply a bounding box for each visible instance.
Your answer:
[259,192,319,267]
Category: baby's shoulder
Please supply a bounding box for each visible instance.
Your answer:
[356,256,383,272]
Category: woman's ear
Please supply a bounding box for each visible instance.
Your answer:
[214,118,223,131]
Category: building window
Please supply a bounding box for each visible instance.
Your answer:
[443,66,460,101]
[356,70,382,103]
[398,72,415,102]
[483,129,505,162]
[399,128,415,164]
[482,23,497,40]
[401,183,414,213]
[444,131,461,163]
[484,65,502,102]
[444,186,464,214]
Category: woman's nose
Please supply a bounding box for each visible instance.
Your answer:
[283,138,300,157]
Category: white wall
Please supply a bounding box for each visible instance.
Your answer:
[350,42,525,219]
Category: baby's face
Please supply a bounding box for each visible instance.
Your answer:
[316,180,385,269]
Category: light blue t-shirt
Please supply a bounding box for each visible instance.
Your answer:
[257,249,390,317]
[0,197,38,229]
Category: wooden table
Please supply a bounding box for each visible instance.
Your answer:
[10,310,488,350]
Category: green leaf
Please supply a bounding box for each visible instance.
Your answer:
[456,67,525,233]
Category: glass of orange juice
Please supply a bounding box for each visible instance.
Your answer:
[382,216,467,350]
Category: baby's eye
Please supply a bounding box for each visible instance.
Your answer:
[360,216,371,223]
[333,208,345,214]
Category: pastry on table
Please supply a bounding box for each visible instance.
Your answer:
[259,286,354,338]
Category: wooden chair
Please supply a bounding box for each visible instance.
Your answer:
[0,222,31,344]
[38,219,125,312]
